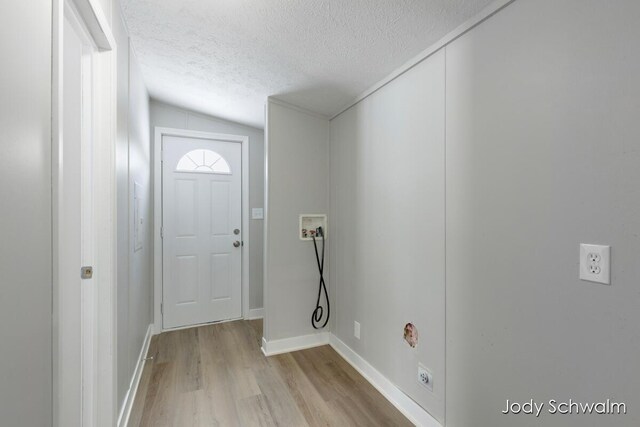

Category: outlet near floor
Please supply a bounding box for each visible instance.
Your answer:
[354,321,361,339]
[418,364,433,392]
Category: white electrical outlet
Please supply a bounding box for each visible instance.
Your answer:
[354,321,361,339]
[418,364,433,392]
[580,244,611,285]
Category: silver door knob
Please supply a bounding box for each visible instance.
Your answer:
[233,241,241,248]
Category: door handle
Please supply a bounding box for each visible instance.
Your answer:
[81,266,93,279]
[233,241,241,248]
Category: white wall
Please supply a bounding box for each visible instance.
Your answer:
[264,100,330,342]
[113,8,131,408]
[113,5,153,415]
[0,1,52,425]
[149,100,265,310]
[328,0,640,426]
[329,51,446,422]
[445,1,640,426]
[128,45,152,399]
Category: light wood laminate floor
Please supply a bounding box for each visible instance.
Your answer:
[128,320,412,426]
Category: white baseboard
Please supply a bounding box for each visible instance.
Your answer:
[246,307,264,320]
[329,334,441,427]
[117,324,154,427]
[261,331,330,356]
[258,330,440,426]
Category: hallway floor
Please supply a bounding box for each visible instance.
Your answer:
[129,320,412,426]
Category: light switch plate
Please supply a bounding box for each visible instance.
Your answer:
[579,244,610,285]
[251,208,264,220]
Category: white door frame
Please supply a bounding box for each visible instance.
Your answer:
[52,0,117,425]
[154,127,250,333]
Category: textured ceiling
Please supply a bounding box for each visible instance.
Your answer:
[122,0,495,128]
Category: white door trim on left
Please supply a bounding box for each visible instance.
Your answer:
[153,127,251,333]
[52,0,117,425]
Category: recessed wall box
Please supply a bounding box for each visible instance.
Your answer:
[299,214,327,241]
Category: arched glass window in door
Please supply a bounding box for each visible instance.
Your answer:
[175,149,231,174]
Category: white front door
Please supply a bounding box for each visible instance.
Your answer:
[162,136,243,329]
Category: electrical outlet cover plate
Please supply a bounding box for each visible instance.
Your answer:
[418,364,433,392]
[579,244,610,285]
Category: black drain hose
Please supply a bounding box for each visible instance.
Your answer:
[311,227,330,329]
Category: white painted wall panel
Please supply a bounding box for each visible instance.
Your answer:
[0,1,52,425]
[150,100,265,309]
[126,44,153,414]
[113,9,131,408]
[264,102,330,341]
[114,5,153,414]
[329,50,445,422]
[445,1,640,426]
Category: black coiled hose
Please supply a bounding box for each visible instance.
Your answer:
[311,227,330,329]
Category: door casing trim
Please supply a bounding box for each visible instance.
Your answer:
[52,0,117,425]
[153,127,250,333]
[51,0,117,427]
